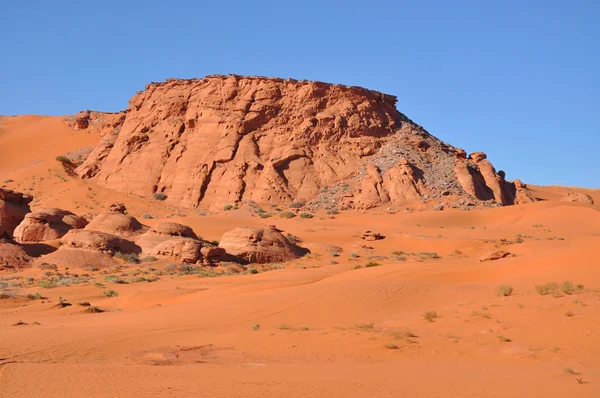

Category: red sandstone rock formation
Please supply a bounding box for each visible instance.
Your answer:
[218,226,308,263]
[0,188,33,239]
[560,191,594,205]
[13,208,88,243]
[76,75,526,210]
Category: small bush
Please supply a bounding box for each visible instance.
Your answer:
[223,204,233,211]
[39,262,58,270]
[140,256,158,263]
[349,252,359,258]
[562,367,579,375]
[251,323,260,330]
[26,293,44,300]
[153,193,167,201]
[114,252,139,264]
[423,311,438,322]
[496,285,513,297]
[497,335,512,342]
[85,306,105,313]
[247,268,259,275]
[300,212,313,219]
[536,282,560,297]
[365,261,381,268]
[103,289,119,297]
[55,155,70,163]
[560,280,577,295]
[142,214,153,219]
[258,212,271,218]
[289,201,305,209]
[385,344,399,350]
[280,211,296,219]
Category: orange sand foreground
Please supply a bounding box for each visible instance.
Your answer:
[1,115,599,397]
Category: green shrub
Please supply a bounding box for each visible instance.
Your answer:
[103,290,119,297]
[247,268,259,274]
[142,214,153,219]
[289,201,305,209]
[423,311,438,322]
[300,212,313,219]
[365,261,381,268]
[223,204,233,211]
[114,252,139,264]
[280,211,296,218]
[496,285,513,297]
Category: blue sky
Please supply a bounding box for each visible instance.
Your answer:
[1,0,598,188]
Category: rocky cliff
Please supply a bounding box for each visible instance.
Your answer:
[76,75,532,210]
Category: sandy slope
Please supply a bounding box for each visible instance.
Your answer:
[1,116,600,397]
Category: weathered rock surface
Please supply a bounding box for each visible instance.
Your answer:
[560,191,594,205]
[218,226,309,263]
[0,188,33,238]
[77,75,525,211]
[13,208,88,243]
[152,238,202,263]
[0,240,31,269]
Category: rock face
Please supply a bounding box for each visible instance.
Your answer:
[218,226,309,263]
[13,208,88,243]
[77,75,525,210]
[560,192,594,205]
[0,188,33,238]
[152,239,202,264]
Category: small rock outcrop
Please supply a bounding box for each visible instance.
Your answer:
[479,251,514,262]
[560,192,594,205]
[360,230,383,241]
[218,226,309,263]
[0,188,33,238]
[0,240,31,269]
[13,208,88,243]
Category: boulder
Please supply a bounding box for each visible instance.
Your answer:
[560,192,594,205]
[469,152,487,163]
[0,188,33,239]
[136,221,198,253]
[152,238,202,263]
[61,229,141,254]
[108,202,127,214]
[13,208,88,243]
[218,226,309,263]
[85,212,146,238]
[200,246,227,259]
[479,251,514,262]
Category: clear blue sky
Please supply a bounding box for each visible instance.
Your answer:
[1,0,598,188]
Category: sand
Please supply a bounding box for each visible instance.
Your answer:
[1,116,599,397]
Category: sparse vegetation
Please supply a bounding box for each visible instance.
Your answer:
[562,367,579,375]
[560,280,579,295]
[355,322,375,330]
[113,252,139,263]
[496,285,513,297]
[26,293,44,300]
[385,344,399,350]
[223,204,233,211]
[142,214,153,219]
[251,323,260,330]
[365,261,381,268]
[423,311,438,322]
[103,289,119,297]
[289,201,305,209]
[299,212,313,219]
[246,268,259,274]
[497,335,512,342]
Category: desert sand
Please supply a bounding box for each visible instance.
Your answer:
[1,85,599,397]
